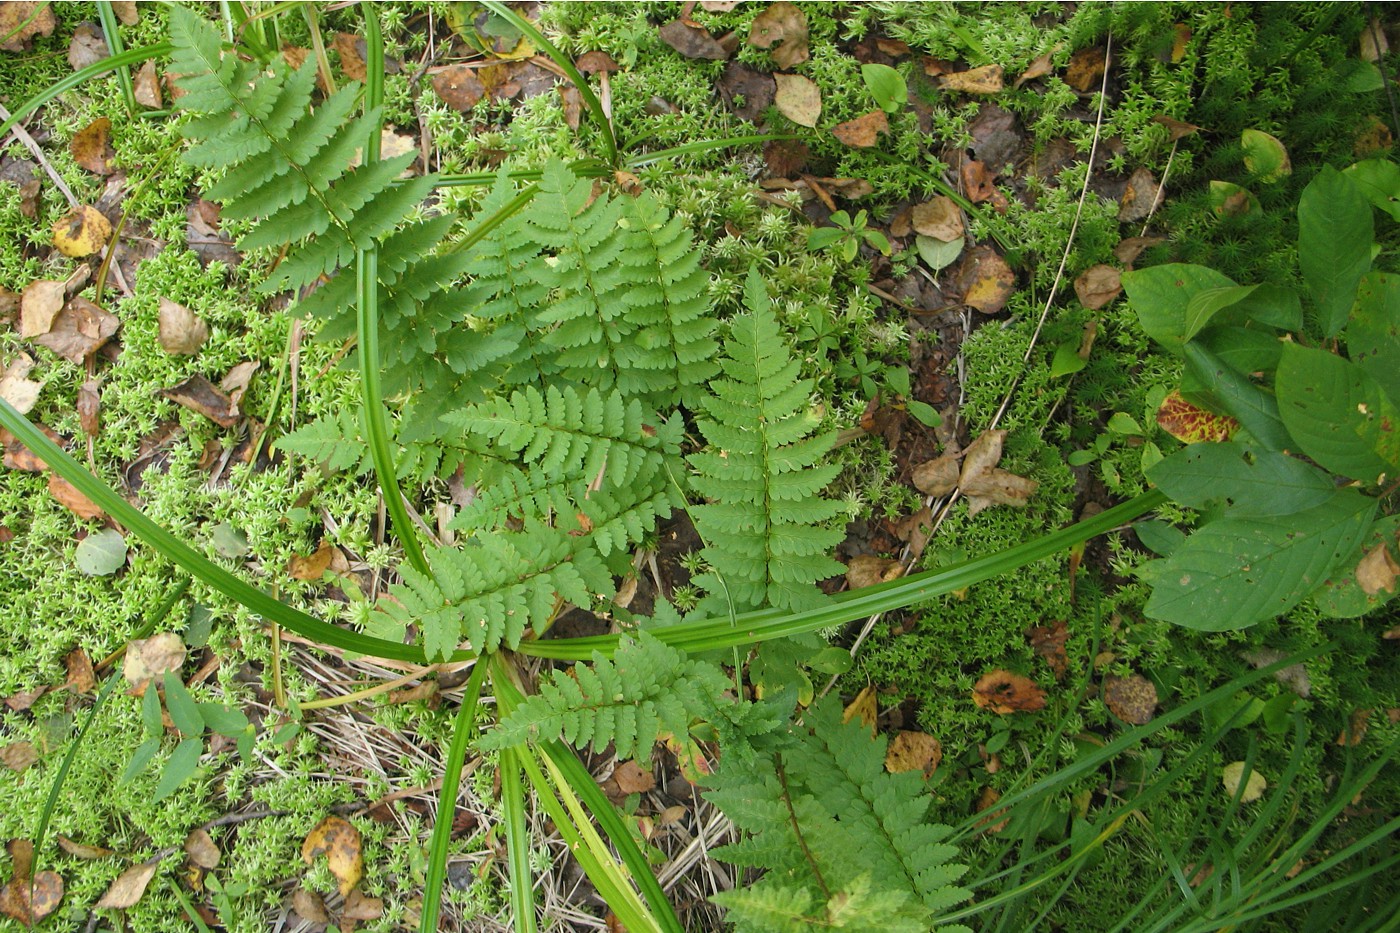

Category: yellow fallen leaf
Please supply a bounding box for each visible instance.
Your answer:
[51,206,112,258]
[94,861,158,910]
[1221,761,1266,803]
[842,685,878,733]
[301,816,363,896]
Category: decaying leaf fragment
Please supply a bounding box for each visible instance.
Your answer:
[845,554,903,589]
[842,685,878,733]
[1103,673,1157,724]
[658,20,729,60]
[1221,761,1266,803]
[301,816,363,896]
[71,118,115,175]
[939,64,1004,95]
[52,205,113,258]
[831,110,889,148]
[122,632,187,688]
[1155,391,1239,444]
[1073,264,1122,310]
[157,298,209,355]
[773,73,821,127]
[910,196,963,241]
[94,861,158,910]
[955,245,1016,314]
[959,430,1039,516]
[18,281,65,339]
[0,3,56,52]
[1356,541,1399,596]
[34,297,119,363]
[0,839,63,926]
[973,670,1047,714]
[748,1,808,69]
[885,730,942,777]
[0,354,41,414]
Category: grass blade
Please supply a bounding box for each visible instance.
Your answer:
[0,43,172,141]
[95,2,137,114]
[499,745,538,933]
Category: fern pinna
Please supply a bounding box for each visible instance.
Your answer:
[688,268,848,613]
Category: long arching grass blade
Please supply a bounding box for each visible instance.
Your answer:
[499,745,539,933]
[0,43,172,140]
[0,398,427,661]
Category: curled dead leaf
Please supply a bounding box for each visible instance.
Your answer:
[301,816,363,897]
[842,685,878,733]
[959,430,1038,515]
[1114,235,1166,268]
[94,861,158,910]
[1026,621,1069,680]
[52,205,113,258]
[332,32,367,82]
[718,61,776,123]
[122,632,187,688]
[939,64,1004,95]
[65,648,96,694]
[1064,46,1106,92]
[973,670,1047,714]
[1073,264,1122,310]
[0,356,41,415]
[133,60,162,108]
[34,297,119,363]
[845,554,904,589]
[288,539,337,581]
[1014,52,1055,89]
[832,110,889,148]
[976,786,1009,833]
[885,730,942,778]
[78,378,101,437]
[0,842,63,926]
[71,118,115,175]
[57,836,115,860]
[613,759,655,795]
[1150,115,1200,142]
[912,452,960,497]
[291,887,331,923]
[1356,541,1399,596]
[748,1,808,69]
[1,742,37,772]
[161,375,240,427]
[67,22,108,71]
[1337,709,1372,747]
[1103,674,1157,725]
[343,889,384,920]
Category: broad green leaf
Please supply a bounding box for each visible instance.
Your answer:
[1183,343,1290,450]
[1107,412,1143,435]
[1147,441,1334,517]
[209,522,250,559]
[119,737,161,785]
[1134,520,1185,557]
[1050,342,1086,378]
[1141,489,1376,630]
[1298,165,1372,338]
[1310,514,1400,618]
[915,234,963,273]
[807,227,845,251]
[154,738,205,801]
[1240,129,1290,183]
[1229,284,1302,332]
[1122,264,1237,353]
[907,399,941,427]
[1347,271,1400,405]
[1197,326,1282,377]
[861,63,907,112]
[75,528,127,576]
[1344,159,1400,220]
[1276,343,1396,483]
[1184,285,1257,342]
[163,671,204,737]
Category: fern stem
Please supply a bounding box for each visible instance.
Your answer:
[775,753,832,900]
[420,660,489,933]
[355,3,431,578]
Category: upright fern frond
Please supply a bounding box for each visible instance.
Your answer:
[688,268,847,612]
[706,696,971,933]
[481,632,733,759]
[370,525,614,659]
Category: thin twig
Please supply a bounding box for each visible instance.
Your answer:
[0,101,80,208]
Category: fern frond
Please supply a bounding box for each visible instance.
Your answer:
[273,410,372,475]
[481,632,732,759]
[370,524,614,659]
[688,268,846,612]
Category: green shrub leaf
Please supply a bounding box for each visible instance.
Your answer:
[861,63,907,112]
[1347,271,1400,405]
[74,528,127,576]
[1309,514,1400,618]
[1276,343,1397,483]
[1122,263,1237,353]
[1140,489,1376,630]
[153,738,205,802]
[1183,342,1291,450]
[1298,165,1372,338]
[162,672,204,737]
[1147,442,1335,517]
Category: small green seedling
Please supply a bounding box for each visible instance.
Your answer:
[807,209,892,263]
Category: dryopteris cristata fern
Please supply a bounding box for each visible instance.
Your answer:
[688,269,848,614]
[706,696,971,933]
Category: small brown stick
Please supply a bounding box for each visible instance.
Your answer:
[0,101,79,209]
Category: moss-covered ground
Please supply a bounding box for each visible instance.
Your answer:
[1,2,1397,930]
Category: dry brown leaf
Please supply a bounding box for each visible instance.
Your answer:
[972,670,1047,714]
[1118,167,1163,223]
[559,85,583,131]
[71,118,115,175]
[960,160,1002,207]
[386,681,436,705]
[1064,46,1106,92]
[19,281,65,339]
[0,3,56,52]
[885,730,941,777]
[110,1,138,25]
[939,64,1004,95]
[1150,115,1201,142]
[57,836,115,860]
[1114,235,1165,268]
[122,633,186,687]
[718,61,775,122]
[1026,621,1069,680]
[3,421,61,472]
[186,199,240,267]
[845,554,903,589]
[1073,264,1122,310]
[343,889,384,921]
[956,245,1015,314]
[1156,390,1239,444]
[658,20,729,60]
[160,375,240,427]
[76,378,101,437]
[1362,18,1390,62]
[1014,52,1055,89]
[65,648,96,694]
[332,32,367,81]
[0,362,40,415]
[773,73,821,127]
[614,759,655,795]
[910,196,963,241]
[94,861,158,910]
[889,506,934,562]
[911,452,960,497]
[1103,674,1157,724]
[291,887,331,923]
[0,841,62,926]
[301,816,363,897]
[1338,708,1373,747]
[157,298,208,356]
[67,22,108,71]
[52,206,112,258]
[1356,541,1399,596]
[1239,648,1311,698]
[4,689,46,712]
[700,1,743,10]
[133,60,162,108]
[221,361,259,405]
[959,430,1038,515]
[842,685,878,733]
[288,539,336,581]
[0,742,37,772]
[34,297,119,363]
[832,110,889,148]
[184,829,220,869]
[976,786,1009,833]
[48,475,103,520]
[748,1,808,69]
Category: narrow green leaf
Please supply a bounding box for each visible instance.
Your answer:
[141,685,164,736]
[1140,489,1376,630]
[154,738,205,801]
[1309,514,1400,618]
[120,738,162,786]
[1147,442,1335,517]
[163,672,204,737]
[75,529,128,576]
[1276,343,1396,483]
[1122,264,1238,354]
[1298,166,1372,338]
[1183,343,1291,450]
[197,703,250,737]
